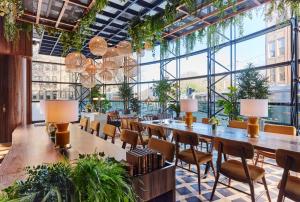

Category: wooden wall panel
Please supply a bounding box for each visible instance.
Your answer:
[0,55,31,143]
[0,17,32,57]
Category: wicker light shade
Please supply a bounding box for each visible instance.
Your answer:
[99,69,113,82]
[102,47,121,70]
[65,52,86,73]
[89,36,108,56]
[116,41,132,55]
[80,74,96,88]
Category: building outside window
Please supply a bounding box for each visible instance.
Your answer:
[277,37,285,56]
[268,41,275,58]
[278,67,286,82]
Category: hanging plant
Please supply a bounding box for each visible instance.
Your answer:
[267,0,300,19]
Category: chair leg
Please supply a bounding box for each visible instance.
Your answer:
[210,161,216,177]
[175,158,178,167]
[112,137,115,144]
[104,135,108,140]
[262,176,271,202]
[122,142,126,149]
[196,164,201,194]
[210,173,220,201]
[206,142,209,152]
[255,153,260,166]
[188,164,191,171]
[228,178,231,187]
[249,182,255,202]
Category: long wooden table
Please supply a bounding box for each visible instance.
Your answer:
[141,120,300,153]
[0,124,176,202]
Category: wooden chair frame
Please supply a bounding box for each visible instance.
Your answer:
[210,140,271,202]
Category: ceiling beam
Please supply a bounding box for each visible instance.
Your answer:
[36,0,43,24]
[55,0,69,28]
[174,0,271,39]
[163,0,246,38]
[72,0,95,31]
[46,0,54,17]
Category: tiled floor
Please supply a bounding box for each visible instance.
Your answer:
[114,135,293,202]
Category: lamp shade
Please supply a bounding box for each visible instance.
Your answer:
[240,99,268,117]
[180,99,198,112]
[44,100,78,123]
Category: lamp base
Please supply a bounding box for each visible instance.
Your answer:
[185,112,193,128]
[247,117,259,138]
[56,123,69,132]
[55,130,71,149]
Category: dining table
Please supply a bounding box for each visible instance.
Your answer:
[140,119,300,153]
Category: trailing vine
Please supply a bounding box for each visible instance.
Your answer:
[267,0,300,20]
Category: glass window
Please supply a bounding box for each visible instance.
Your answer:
[277,37,285,56]
[268,41,276,58]
[140,63,160,82]
[278,67,286,82]
[180,54,207,78]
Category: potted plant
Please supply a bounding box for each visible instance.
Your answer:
[209,116,220,131]
[130,97,140,115]
[217,86,240,121]
[169,102,180,119]
[118,82,133,114]
[153,79,177,112]
[99,94,112,113]
[237,63,269,99]
[0,153,136,202]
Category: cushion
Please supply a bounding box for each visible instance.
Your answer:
[178,149,212,164]
[278,175,300,201]
[221,159,265,182]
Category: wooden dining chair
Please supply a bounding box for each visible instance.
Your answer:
[202,118,210,124]
[130,121,149,148]
[89,120,100,136]
[228,120,248,129]
[120,129,138,150]
[79,117,88,131]
[199,118,212,152]
[147,125,166,140]
[255,124,296,167]
[103,123,116,144]
[210,137,271,202]
[276,149,300,202]
[148,138,175,162]
[173,130,215,194]
[120,118,129,130]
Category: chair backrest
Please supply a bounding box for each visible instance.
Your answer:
[213,137,254,159]
[173,130,199,146]
[276,149,300,172]
[130,121,143,133]
[103,124,116,138]
[120,129,138,149]
[148,138,175,162]
[121,118,129,129]
[90,121,100,135]
[228,120,247,129]
[182,116,197,122]
[79,117,88,131]
[202,118,210,124]
[127,118,139,130]
[264,124,296,136]
[143,115,153,121]
[147,125,165,139]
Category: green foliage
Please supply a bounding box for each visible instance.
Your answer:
[237,64,269,99]
[1,162,75,202]
[267,0,300,20]
[118,82,133,111]
[217,86,240,121]
[153,79,177,111]
[72,153,135,202]
[169,102,180,118]
[0,153,135,202]
[130,97,140,114]
[208,116,220,125]
[91,86,101,98]
[99,94,112,113]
